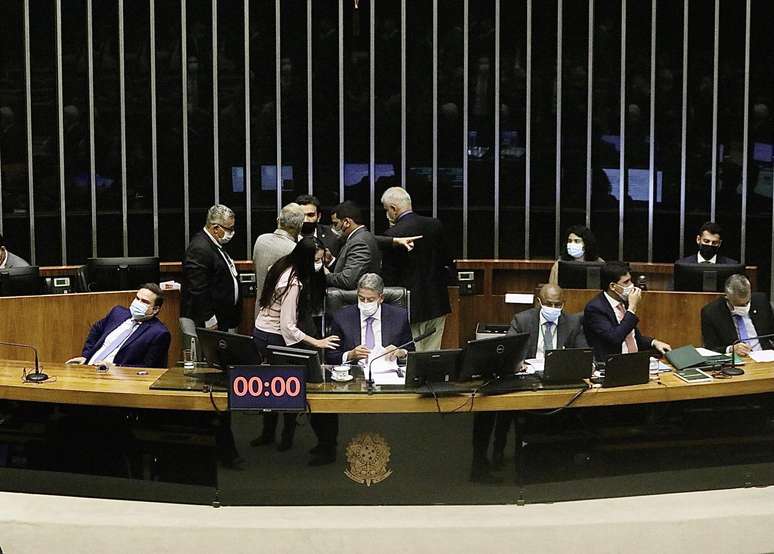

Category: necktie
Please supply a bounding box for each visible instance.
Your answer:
[98,321,139,361]
[615,303,638,353]
[364,317,375,349]
[734,314,749,342]
[543,322,554,354]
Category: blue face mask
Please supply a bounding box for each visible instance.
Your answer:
[130,298,151,321]
[567,242,584,259]
[540,303,562,323]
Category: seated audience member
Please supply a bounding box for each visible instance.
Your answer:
[0,233,30,268]
[701,274,774,356]
[676,221,738,265]
[253,236,340,452]
[67,283,171,368]
[548,225,605,285]
[583,261,671,360]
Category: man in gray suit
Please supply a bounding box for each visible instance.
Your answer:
[252,203,305,316]
[0,233,30,268]
[326,201,381,290]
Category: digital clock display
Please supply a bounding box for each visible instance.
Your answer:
[228,365,307,412]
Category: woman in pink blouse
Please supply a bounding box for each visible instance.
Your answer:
[252,236,339,450]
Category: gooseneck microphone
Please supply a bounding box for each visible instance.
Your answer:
[0,340,49,382]
[366,327,436,393]
[727,333,774,376]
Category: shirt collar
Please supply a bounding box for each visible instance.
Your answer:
[274,228,296,243]
[346,225,365,242]
[203,227,222,249]
[698,252,717,263]
[604,291,623,311]
[396,210,413,222]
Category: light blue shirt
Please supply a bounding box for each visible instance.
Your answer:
[88,318,140,364]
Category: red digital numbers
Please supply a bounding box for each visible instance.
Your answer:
[286,376,301,397]
[232,375,302,397]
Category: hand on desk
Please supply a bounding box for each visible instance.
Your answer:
[732,342,752,357]
[383,345,407,361]
[347,344,371,361]
[652,340,671,354]
[66,356,86,365]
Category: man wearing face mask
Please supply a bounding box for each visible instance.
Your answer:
[252,202,305,317]
[67,283,171,368]
[294,194,342,260]
[701,274,774,356]
[583,261,671,361]
[326,201,381,290]
[181,204,242,332]
[676,221,738,265]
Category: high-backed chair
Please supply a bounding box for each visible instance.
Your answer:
[323,286,410,334]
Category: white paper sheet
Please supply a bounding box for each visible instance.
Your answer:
[523,358,544,374]
[748,350,774,363]
[367,347,406,385]
[650,357,672,373]
[696,347,722,357]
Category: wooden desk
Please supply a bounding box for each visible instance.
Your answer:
[2,359,773,414]
[0,290,182,368]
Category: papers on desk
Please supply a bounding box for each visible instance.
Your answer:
[367,347,406,385]
[523,358,543,374]
[696,347,721,357]
[650,357,672,374]
[748,350,774,363]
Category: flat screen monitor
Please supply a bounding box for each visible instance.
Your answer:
[458,332,530,381]
[405,349,462,387]
[197,328,261,370]
[266,344,323,383]
[557,260,606,290]
[673,262,746,292]
[85,257,160,292]
[0,266,42,297]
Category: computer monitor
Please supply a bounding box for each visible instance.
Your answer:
[557,260,606,289]
[458,333,530,381]
[197,328,261,370]
[404,349,462,387]
[266,344,324,383]
[85,257,160,292]
[0,266,42,297]
[673,262,746,292]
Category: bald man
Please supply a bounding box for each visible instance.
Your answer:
[507,283,588,358]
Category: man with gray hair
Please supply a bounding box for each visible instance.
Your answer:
[252,202,305,317]
[181,204,242,331]
[701,274,774,355]
[380,186,452,351]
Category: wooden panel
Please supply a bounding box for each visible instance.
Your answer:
[0,290,182,368]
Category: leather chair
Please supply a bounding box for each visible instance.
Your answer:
[323,286,410,334]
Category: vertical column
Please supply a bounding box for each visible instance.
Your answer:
[245,0,253,255]
[585,0,594,229]
[679,0,688,259]
[181,0,190,245]
[493,0,501,258]
[274,0,281,219]
[119,0,128,256]
[647,0,656,262]
[150,0,159,256]
[369,0,376,231]
[307,0,313,194]
[338,0,344,201]
[554,0,563,258]
[401,0,406,189]
[741,0,751,264]
[87,0,97,256]
[710,0,719,220]
[525,0,532,259]
[55,0,67,263]
[23,0,35,264]
[432,0,438,218]
[462,0,469,258]
[617,0,626,261]
[212,0,219,204]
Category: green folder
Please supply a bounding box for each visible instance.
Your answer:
[666,345,743,370]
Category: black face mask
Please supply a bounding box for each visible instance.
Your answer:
[301,221,317,235]
[699,243,719,261]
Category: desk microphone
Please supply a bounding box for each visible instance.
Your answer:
[0,340,49,382]
[366,327,436,393]
[727,333,774,376]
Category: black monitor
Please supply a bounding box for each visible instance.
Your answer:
[267,344,323,383]
[458,332,530,381]
[0,266,42,297]
[197,328,261,370]
[405,349,462,387]
[673,262,746,292]
[557,260,605,289]
[85,257,160,292]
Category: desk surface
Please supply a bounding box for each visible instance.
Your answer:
[2,359,774,414]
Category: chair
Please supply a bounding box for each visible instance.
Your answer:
[323,286,410,334]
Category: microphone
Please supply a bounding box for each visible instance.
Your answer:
[726,333,774,376]
[366,327,436,392]
[0,340,49,383]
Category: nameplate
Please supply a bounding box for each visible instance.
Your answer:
[505,293,534,304]
[228,365,307,412]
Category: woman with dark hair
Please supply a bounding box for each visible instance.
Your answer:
[548,225,605,285]
[252,236,340,450]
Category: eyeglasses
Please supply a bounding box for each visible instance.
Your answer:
[216,222,235,232]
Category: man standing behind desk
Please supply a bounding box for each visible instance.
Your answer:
[181,204,242,332]
[67,283,171,368]
[701,274,774,356]
[676,221,738,265]
[326,201,381,290]
[379,187,451,351]
[0,233,30,268]
[584,261,671,361]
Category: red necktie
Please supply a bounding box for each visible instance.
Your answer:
[615,303,638,353]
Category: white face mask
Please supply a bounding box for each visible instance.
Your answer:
[566,242,585,259]
[314,260,323,272]
[540,304,562,323]
[730,303,750,317]
[130,298,152,321]
[614,283,634,300]
[358,300,379,318]
[219,230,235,244]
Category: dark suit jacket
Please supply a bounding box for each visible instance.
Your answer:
[676,254,739,265]
[583,292,653,360]
[325,226,381,290]
[701,292,774,353]
[380,212,451,323]
[82,306,171,368]
[325,303,414,364]
[181,230,242,330]
[316,224,342,258]
[507,307,588,358]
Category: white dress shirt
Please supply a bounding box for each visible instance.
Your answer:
[697,253,717,263]
[604,292,635,354]
[88,318,141,364]
[342,304,383,364]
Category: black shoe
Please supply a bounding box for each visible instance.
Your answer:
[250,434,274,447]
[469,468,503,484]
[277,435,293,452]
[308,450,336,466]
[491,451,504,470]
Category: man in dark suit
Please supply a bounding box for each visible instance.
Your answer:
[313,274,413,466]
[584,261,671,361]
[675,221,738,265]
[67,283,171,368]
[295,194,342,260]
[379,187,451,351]
[181,204,242,332]
[326,201,381,290]
[702,273,774,355]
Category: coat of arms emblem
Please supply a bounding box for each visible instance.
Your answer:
[344,432,393,486]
